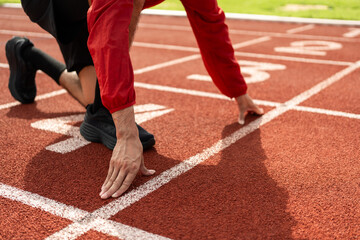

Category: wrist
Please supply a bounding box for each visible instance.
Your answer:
[111,106,138,139]
[235,93,248,102]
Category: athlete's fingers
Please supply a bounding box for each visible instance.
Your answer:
[250,105,264,116]
[101,168,127,199]
[238,107,246,125]
[111,172,138,198]
[100,166,120,197]
[101,163,114,193]
[140,155,155,176]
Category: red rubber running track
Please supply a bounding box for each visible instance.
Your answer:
[1,6,360,240]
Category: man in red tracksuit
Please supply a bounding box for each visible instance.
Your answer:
[87,0,264,199]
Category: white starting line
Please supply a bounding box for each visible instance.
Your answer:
[0,183,170,240]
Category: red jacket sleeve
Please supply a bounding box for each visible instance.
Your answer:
[87,0,136,113]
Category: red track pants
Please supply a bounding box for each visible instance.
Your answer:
[87,0,247,113]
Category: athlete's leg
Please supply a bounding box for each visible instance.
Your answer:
[18,0,95,106]
[58,66,96,106]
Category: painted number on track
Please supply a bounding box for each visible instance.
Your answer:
[187,60,286,84]
[275,40,342,56]
[31,104,174,154]
[343,28,360,38]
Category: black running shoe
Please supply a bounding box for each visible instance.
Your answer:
[80,105,155,150]
[5,36,37,104]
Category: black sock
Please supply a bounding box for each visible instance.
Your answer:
[22,46,66,85]
[91,80,105,113]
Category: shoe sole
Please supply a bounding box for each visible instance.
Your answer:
[5,38,35,104]
[6,39,25,103]
[80,121,155,150]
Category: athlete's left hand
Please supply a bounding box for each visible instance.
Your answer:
[236,93,264,125]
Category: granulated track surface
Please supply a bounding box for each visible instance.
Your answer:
[1,6,359,240]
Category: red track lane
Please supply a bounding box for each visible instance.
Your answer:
[0,6,360,240]
[0,197,72,239]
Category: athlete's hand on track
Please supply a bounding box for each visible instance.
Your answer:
[99,107,155,199]
[236,93,264,125]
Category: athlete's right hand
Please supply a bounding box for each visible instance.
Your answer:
[99,107,155,199]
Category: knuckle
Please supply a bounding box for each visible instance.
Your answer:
[121,161,128,169]
[113,161,122,168]
[110,158,117,166]
[129,163,139,172]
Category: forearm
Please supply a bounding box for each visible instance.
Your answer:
[87,0,135,112]
[111,106,138,140]
[129,0,145,49]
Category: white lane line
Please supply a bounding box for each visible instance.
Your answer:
[133,42,199,52]
[134,36,271,74]
[92,219,171,240]
[235,51,352,66]
[2,79,356,120]
[134,36,270,52]
[45,217,171,240]
[135,82,231,99]
[0,183,88,222]
[1,73,358,120]
[0,37,269,112]
[134,82,360,119]
[46,60,360,240]
[138,23,360,43]
[0,29,52,38]
[0,183,170,240]
[138,23,189,32]
[0,36,353,67]
[0,101,21,110]
[284,61,360,107]
[0,89,66,111]
[0,14,28,20]
[233,36,271,49]
[134,54,200,74]
[0,63,10,68]
[0,52,352,71]
[135,81,279,107]
[231,29,359,42]
[293,106,360,119]
[286,24,315,34]
[35,89,67,100]
[1,69,358,120]
[133,42,352,66]
[187,74,211,82]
